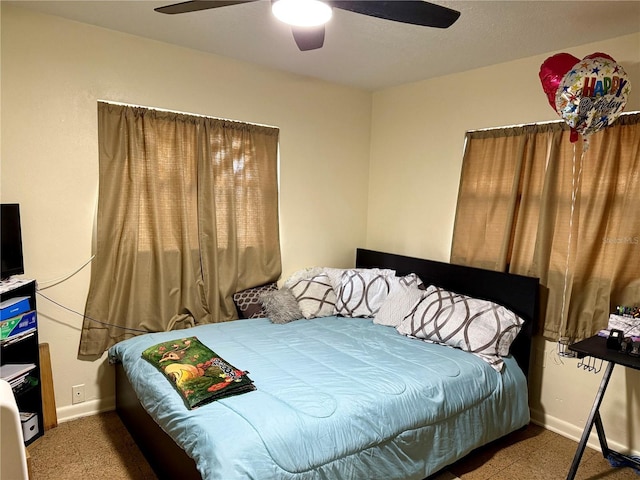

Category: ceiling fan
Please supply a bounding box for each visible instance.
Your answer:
[154,0,461,51]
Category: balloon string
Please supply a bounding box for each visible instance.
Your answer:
[559,143,584,340]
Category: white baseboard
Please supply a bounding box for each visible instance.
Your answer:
[56,396,115,423]
[530,407,640,458]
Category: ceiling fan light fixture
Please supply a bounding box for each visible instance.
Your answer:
[272,0,332,27]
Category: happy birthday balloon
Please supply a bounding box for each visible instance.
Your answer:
[555,53,630,146]
[584,52,615,62]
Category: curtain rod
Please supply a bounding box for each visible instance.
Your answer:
[467,110,639,134]
[96,99,278,130]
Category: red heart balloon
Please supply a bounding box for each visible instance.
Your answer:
[539,53,580,110]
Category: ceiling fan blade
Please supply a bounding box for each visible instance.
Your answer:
[155,0,257,15]
[328,1,460,28]
[291,26,325,51]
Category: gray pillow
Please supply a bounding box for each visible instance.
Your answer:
[260,288,304,324]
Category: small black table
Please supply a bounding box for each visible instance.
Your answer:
[567,335,640,479]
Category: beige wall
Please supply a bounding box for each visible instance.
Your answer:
[368,32,640,455]
[1,6,371,419]
[2,3,639,459]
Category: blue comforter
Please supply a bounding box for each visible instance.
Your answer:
[109,316,529,480]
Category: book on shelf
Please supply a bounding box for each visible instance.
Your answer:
[1,310,37,341]
[1,363,36,385]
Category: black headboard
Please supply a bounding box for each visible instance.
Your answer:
[356,248,539,377]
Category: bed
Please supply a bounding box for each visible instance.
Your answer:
[110,248,539,480]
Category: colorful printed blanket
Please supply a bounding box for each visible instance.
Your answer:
[141,336,255,409]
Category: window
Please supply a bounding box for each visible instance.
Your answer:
[78,103,281,359]
[451,113,640,341]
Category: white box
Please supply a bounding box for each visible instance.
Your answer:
[19,412,38,442]
[608,314,640,337]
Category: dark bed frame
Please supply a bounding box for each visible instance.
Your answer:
[115,248,540,479]
[355,249,539,376]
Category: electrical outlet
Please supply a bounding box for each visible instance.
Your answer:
[72,384,85,404]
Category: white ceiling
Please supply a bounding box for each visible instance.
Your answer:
[7,0,640,91]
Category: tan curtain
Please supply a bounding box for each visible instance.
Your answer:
[451,113,640,342]
[78,103,281,359]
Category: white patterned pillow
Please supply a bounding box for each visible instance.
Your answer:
[282,267,325,289]
[374,282,426,327]
[323,267,395,295]
[335,269,394,318]
[392,272,424,291]
[396,285,524,371]
[289,274,336,319]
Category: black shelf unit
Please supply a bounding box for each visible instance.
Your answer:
[1,279,43,446]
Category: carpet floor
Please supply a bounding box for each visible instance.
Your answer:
[27,412,638,479]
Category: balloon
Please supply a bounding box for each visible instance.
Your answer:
[584,52,614,62]
[539,53,580,111]
[555,54,631,145]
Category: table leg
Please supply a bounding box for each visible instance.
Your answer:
[566,361,615,480]
[593,410,610,458]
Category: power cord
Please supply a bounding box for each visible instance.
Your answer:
[32,255,149,333]
[36,290,149,333]
[37,255,96,290]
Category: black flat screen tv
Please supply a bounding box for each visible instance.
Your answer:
[1,203,25,280]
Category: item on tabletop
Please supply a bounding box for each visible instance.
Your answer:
[620,337,632,354]
[606,329,623,350]
[606,313,640,338]
[616,305,640,318]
